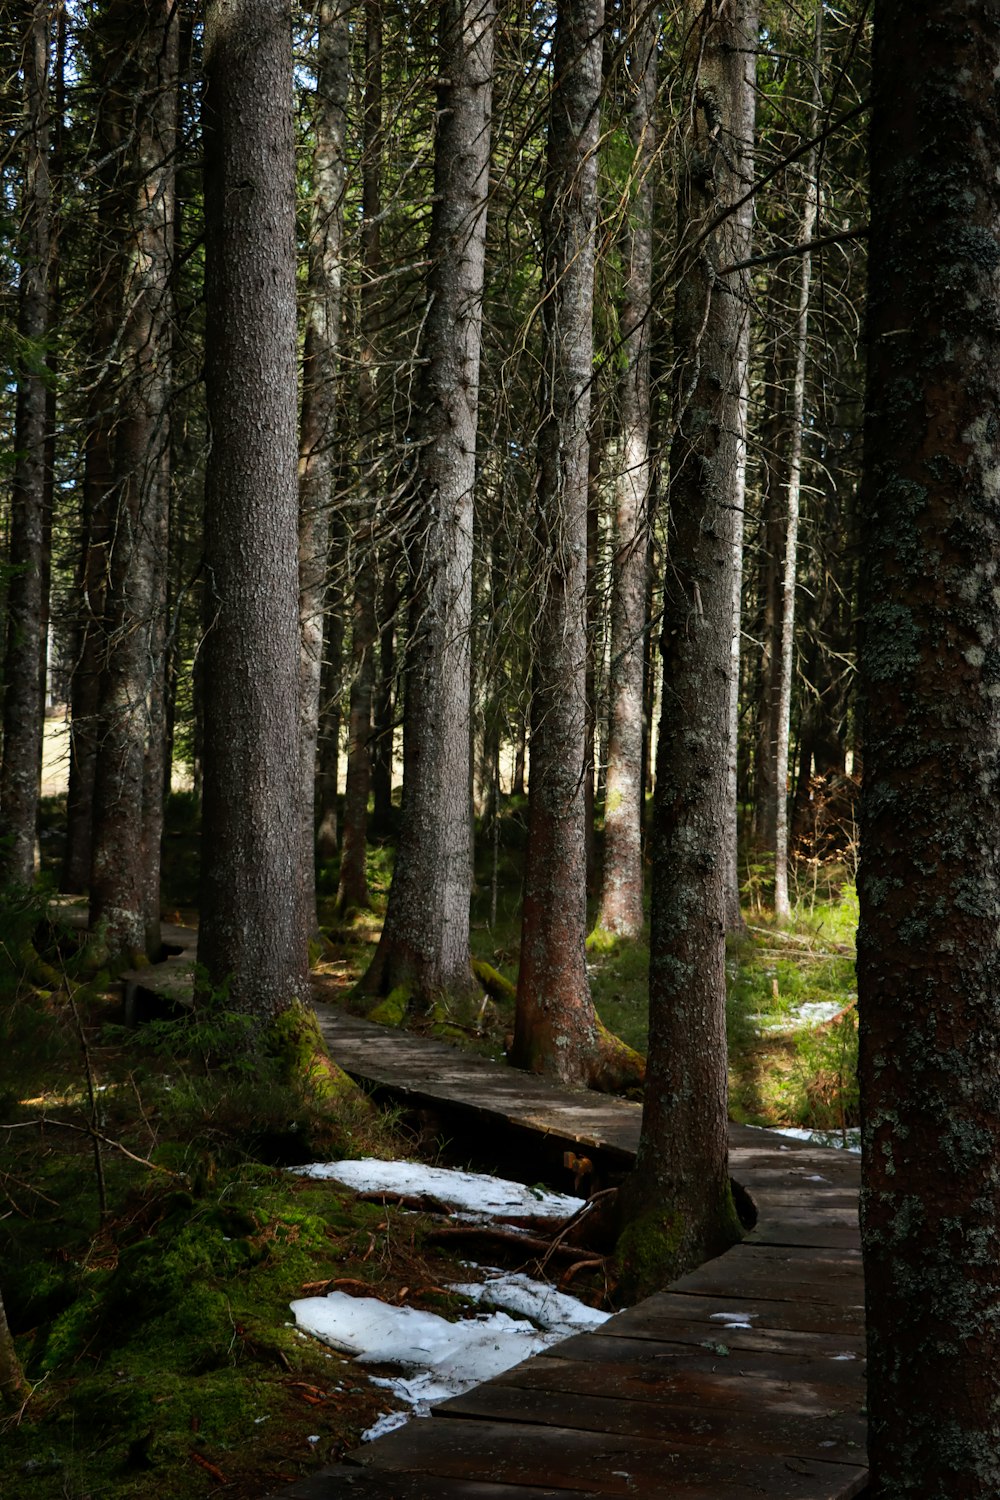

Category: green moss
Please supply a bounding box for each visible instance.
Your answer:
[266,997,359,1106]
[367,985,411,1027]
[471,959,516,1004]
[616,1183,743,1301]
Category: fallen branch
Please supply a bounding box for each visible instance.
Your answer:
[1,1118,183,1178]
[424,1223,592,1261]
[189,1451,228,1483]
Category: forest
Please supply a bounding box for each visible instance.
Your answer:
[2,0,999,1495]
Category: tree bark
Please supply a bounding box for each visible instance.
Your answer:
[0,0,51,889]
[618,0,758,1294]
[773,2,822,919]
[336,0,383,915]
[299,0,351,930]
[89,0,177,960]
[858,3,1000,1492]
[513,0,642,1092]
[198,0,309,1018]
[361,0,495,1007]
[595,0,657,940]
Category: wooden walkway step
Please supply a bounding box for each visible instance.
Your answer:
[280,1008,868,1498]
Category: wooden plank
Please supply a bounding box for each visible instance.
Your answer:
[581,1306,865,1361]
[436,1378,866,1467]
[472,1342,864,1400]
[345,1417,869,1499]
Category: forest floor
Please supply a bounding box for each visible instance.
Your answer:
[0,795,860,1499]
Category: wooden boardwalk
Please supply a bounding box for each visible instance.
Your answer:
[96,929,867,1497]
[276,1008,868,1498]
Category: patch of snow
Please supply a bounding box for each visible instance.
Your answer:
[289,1160,607,1442]
[745,1124,861,1153]
[447,1271,610,1333]
[291,1159,585,1220]
[748,999,847,1033]
[709,1311,755,1329]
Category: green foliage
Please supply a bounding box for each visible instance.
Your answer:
[726,882,859,1132]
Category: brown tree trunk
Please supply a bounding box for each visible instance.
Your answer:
[512,0,642,1092]
[362,0,495,1006]
[858,4,1000,1492]
[595,0,657,940]
[0,1285,27,1411]
[0,0,51,889]
[618,0,758,1295]
[89,0,177,961]
[774,1,822,919]
[336,0,383,915]
[299,0,350,930]
[198,0,309,1018]
[370,564,399,836]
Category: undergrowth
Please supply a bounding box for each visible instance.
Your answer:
[0,892,477,1499]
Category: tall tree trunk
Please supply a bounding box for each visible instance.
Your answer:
[336,0,383,915]
[0,0,51,889]
[512,0,642,1091]
[370,563,399,835]
[362,0,495,1006]
[299,0,350,931]
[724,358,751,932]
[752,328,787,850]
[198,0,309,1017]
[89,0,177,960]
[595,0,657,939]
[858,4,1000,1492]
[773,3,822,919]
[315,513,345,863]
[0,1285,27,1411]
[618,0,758,1295]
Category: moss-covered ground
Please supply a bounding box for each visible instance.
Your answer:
[5,792,860,1496]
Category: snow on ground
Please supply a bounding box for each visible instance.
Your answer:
[289,1160,606,1441]
[748,998,851,1032]
[745,1123,860,1153]
[292,1158,586,1221]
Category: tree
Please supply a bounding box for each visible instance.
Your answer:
[593,0,657,942]
[857,2,1000,1492]
[511,0,642,1091]
[617,0,758,1294]
[299,0,351,932]
[0,0,52,889]
[361,0,496,1008]
[335,0,384,916]
[88,0,177,960]
[772,0,822,919]
[197,0,309,1019]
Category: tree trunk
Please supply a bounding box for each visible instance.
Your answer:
[617,0,758,1295]
[595,0,657,940]
[315,514,345,863]
[773,2,822,920]
[858,4,1000,1492]
[724,358,751,933]
[0,0,51,889]
[198,0,309,1018]
[89,0,177,961]
[361,0,495,1007]
[299,0,350,931]
[512,0,642,1092]
[370,563,399,836]
[0,1285,27,1411]
[336,0,383,915]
